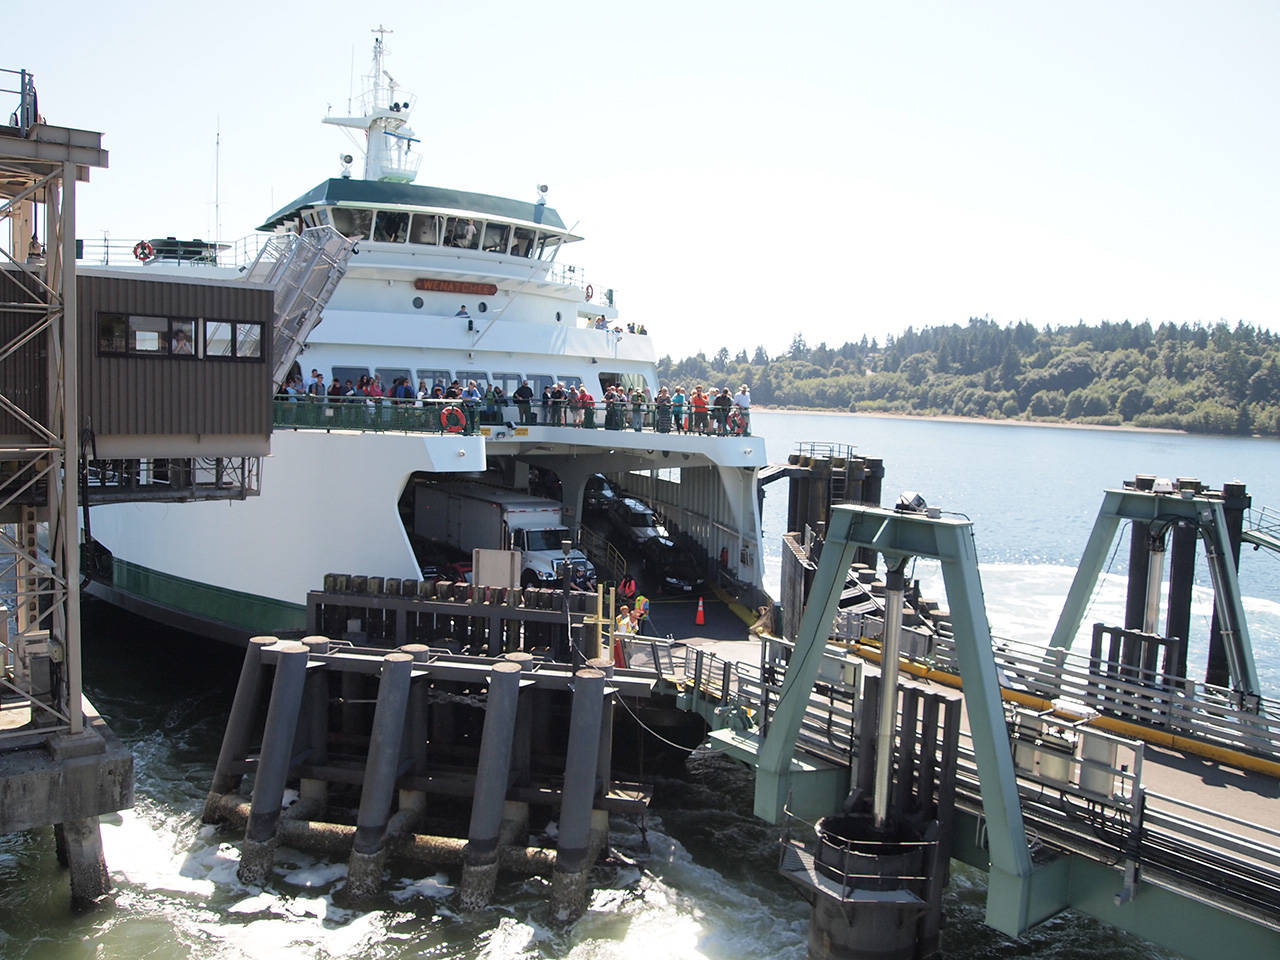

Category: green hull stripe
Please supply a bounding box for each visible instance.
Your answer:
[110,558,306,633]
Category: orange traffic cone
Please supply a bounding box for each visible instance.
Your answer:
[695,597,705,626]
[613,635,628,669]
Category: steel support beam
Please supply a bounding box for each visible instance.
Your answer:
[1047,489,1258,697]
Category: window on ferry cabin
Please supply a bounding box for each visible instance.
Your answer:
[332,366,368,388]
[598,372,647,394]
[528,374,554,397]
[444,216,480,250]
[376,367,412,389]
[373,211,409,243]
[456,369,489,391]
[416,369,450,391]
[491,372,522,397]
[557,375,581,389]
[509,228,535,258]
[536,235,560,260]
[409,213,441,245]
[482,222,510,253]
[331,207,373,240]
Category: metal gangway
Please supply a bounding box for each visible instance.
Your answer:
[1244,505,1280,554]
[242,225,355,392]
[633,493,1280,960]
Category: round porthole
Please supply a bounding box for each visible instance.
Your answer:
[478,302,488,313]
[412,296,424,309]
[555,311,562,323]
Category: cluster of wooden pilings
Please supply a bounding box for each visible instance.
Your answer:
[202,636,653,917]
[310,574,605,657]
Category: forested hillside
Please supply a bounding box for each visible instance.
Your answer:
[657,318,1280,436]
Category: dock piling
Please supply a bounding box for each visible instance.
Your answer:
[343,651,415,900]
[237,641,309,885]
[552,667,606,920]
[460,659,525,909]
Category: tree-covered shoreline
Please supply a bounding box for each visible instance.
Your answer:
[658,318,1280,437]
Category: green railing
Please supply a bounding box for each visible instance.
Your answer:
[272,398,753,437]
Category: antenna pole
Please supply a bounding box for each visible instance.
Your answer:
[215,118,221,247]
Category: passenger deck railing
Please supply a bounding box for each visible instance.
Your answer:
[272,397,755,439]
[1,67,37,133]
[75,234,273,270]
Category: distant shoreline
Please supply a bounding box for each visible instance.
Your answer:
[753,406,1189,436]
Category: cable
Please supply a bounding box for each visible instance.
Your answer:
[613,690,697,752]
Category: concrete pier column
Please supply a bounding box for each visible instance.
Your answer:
[460,659,525,909]
[552,667,605,920]
[57,817,110,907]
[238,641,309,885]
[202,636,277,823]
[344,652,415,900]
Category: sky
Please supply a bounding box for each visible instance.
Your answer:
[20,1,1280,358]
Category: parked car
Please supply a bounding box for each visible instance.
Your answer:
[642,537,706,594]
[409,535,470,579]
[607,496,668,549]
[583,473,619,516]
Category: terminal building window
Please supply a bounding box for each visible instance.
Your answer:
[98,313,198,357]
[206,320,265,360]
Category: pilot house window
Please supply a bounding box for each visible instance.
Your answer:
[331,207,373,239]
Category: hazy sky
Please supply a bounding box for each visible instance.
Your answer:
[24,1,1280,357]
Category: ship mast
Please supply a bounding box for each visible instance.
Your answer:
[322,26,422,183]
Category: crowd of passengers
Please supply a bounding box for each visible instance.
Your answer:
[278,370,752,436]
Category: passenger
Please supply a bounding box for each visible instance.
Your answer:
[328,377,346,401]
[567,386,581,426]
[171,327,194,355]
[455,304,470,319]
[550,382,567,426]
[344,378,356,399]
[713,387,732,435]
[672,385,686,434]
[733,384,751,436]
[690,386,710,435]
[369,374,385,399]
[637,324,648,335]
[308,374,326,400]
[655,386,672,433]
[513,379,534,424]
[579,384,595,429]
[630,385,645,431]
[445,379,462,399]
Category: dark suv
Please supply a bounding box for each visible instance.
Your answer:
[606,496,668,549]
[583,474,619,516]
[642,536,706,594]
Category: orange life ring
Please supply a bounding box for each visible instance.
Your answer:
[585,284,593,301]
[133,240,155,262]
[440,406,466,433]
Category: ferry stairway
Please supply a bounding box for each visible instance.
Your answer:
[1244,505,1280,555]
[242,225,356,392]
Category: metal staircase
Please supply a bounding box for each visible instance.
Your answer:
[242,225,355,390]
[1244,505,1280,555]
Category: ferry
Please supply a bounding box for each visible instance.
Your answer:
[84,35,767,644]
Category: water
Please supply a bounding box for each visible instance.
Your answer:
[5,412,1276,959]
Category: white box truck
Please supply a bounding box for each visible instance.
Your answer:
[413,482,596,588]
